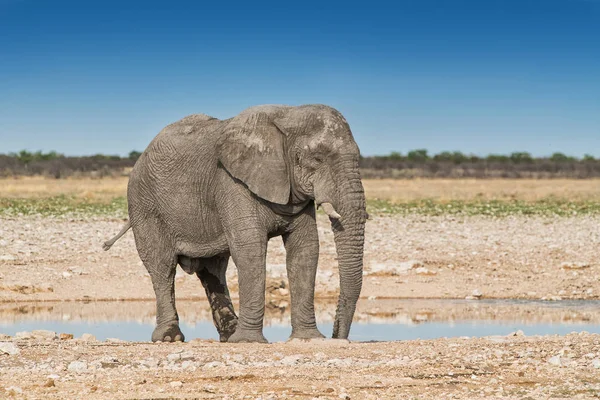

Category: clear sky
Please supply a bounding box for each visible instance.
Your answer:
[0,0,598,157]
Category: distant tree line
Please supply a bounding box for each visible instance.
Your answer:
[0,150,141,178]
[360,149,600,178]
[0,149,599,179]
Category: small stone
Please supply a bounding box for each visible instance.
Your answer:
[5,386,23,395]
[43,379,55,387]
[415,267,437,276]
[398,260,423,272]
[548,356,562,366]
[170,381,183,388]
[60,333,74,340]
[167,353,182,362]
[62,271,72,278]
[105,338,125,343]
[367,295,377,300]
[180,351,195,361]
[16,331,33,339]
[277,287,289,296]
[202,361,224,369]
[80,333,97,342]
[32,330,58,340]
[472,289,482,298]
[0,342,20,355]
[67,360,88,372]
[561,262,590,269]
[592,359,600,369]
[339,394,350,399]
[0,255,16,261]
[281,355,302,366]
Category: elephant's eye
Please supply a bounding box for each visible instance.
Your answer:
[314,155,324,163]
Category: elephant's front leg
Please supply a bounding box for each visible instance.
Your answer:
[223,227,269,343]
[282,205,325,340]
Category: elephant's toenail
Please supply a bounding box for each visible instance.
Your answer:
[164,336,172,342]
[174,335,182,342]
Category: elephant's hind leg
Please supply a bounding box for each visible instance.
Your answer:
[133,219,184,343]
[197,255,238,342]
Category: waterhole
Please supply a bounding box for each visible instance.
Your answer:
[1,299,599,342]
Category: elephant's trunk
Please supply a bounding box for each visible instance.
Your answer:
[330,156,366,339]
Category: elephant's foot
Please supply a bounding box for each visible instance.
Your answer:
[227,328,268,343]
[289,327,325,340]
[152,323,185,343]
[218,318,238,343]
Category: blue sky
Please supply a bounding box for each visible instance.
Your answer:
[0,0,598,157]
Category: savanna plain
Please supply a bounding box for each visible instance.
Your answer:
[1,176,600,399]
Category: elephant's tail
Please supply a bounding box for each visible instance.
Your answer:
[103,221,132,251]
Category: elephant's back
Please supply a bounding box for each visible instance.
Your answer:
[128,113,223,208]
[158,113,221,138]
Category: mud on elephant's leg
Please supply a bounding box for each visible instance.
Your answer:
[196,255,238,342]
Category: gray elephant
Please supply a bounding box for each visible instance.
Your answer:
[103,104,367,343]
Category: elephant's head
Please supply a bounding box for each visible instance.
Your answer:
[217,104,367,339]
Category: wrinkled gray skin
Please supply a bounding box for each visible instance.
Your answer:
[104,104,367,343]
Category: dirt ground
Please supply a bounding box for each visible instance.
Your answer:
[2,176,600,202]
[2,178,600,398]
[1,332,600,399]
[0,214,598,303]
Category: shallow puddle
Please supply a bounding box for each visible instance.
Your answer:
[1,299,599,342]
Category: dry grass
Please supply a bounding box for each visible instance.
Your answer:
[2,176,600,203]
[0,176,128,201]
[363,178,600,202]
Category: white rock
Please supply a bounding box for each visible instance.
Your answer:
[0,255,16,261]
[5,386,23,395]
[415,267,437,276]
[0,342,20,355]
[15,331,33,339]
[472,289,482,298]
[592,359,600,369]
[167,353,181,362]
[80,333,97,341]
[202,361,224,369]
[398,260,423,272]
[47,374,60,380]
[32,330,58,340]
[561,262,590,270]
[169,381,183,388]
[180,351,195,361]
[67,361,88,372]
[61,271,72,278]
[280,355,302,366]
[548,356,562,366]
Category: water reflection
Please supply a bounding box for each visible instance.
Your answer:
[1,299,599,342]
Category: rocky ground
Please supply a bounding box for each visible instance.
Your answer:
[0,214,598,302]
[2,213,600,398]
[1,331,600,399]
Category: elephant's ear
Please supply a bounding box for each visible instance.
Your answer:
[217,111,290,205]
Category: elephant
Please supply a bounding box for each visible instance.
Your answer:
[103,104,367,343]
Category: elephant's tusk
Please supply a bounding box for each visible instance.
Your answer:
[320,202,342,219]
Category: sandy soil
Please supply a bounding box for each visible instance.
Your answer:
[0,214,598,303]
[3,176,600,202]
[1,333,600,399]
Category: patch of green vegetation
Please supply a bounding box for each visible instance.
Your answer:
[2,195,600,218]
[0,196,128,218]
[367,198,600,217]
